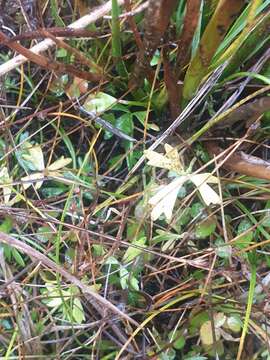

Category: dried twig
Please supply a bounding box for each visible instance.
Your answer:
[0,30,101,81]
[0,0,125,76]
[5,27,100,42]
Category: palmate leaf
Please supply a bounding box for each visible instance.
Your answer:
[145,143,183,172]
[145,145,221,221]
[189,173,221,206]
[149,177,188,221]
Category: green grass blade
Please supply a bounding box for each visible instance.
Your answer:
[111,0,128,77]
[236,255,257,360]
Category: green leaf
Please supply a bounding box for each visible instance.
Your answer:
[72,297,85,324]
[190,311,210,329]
[36,226,54,243]
[215,238,232,258]
[226,315,242,333]
[115,113,134,137]
[159,348,176,360]
[195,217,216,239]
[56,48,68,58]
[190,202,204,217]
[235,219,254,249]
[169,330,186,350]
[153,230,184,251]
[41,186,67,197]
[119,266,129,289]
[103,113,116,140]
[21,142,44,171]
[133,111,159,131]
[83,92,116,114]
[0,217,13,233]
[11,248,25,267]
[123,237,146,263]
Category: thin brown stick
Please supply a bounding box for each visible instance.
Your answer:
[0,0,125,76]
[124,0,144,51]
[0,30,101,81]
[176,0,201,72]
[4,28,100,43]
[39,29,103,75]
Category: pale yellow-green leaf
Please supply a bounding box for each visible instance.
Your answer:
[149,177,187,221]
[149,177,187,206]
[145,144,183,172]
[191,173,219,184]
[190,174,221,206]
[130,275,139,291]
[123,237,146,263]
[164,144,183,172]
[147,123,160,131]
[151,185,179,221]
[72,297,85,324]
[119,266,129,289]
[21,172,44,190]
[47,157,72,171]
[44,284,65,308]
[22,144,44,171]
[226,315,242,333]
[145,149,174,170]
[0,166,13,204]
[83,91,116,114]
[214,312,226,328]
[200,320,221,346]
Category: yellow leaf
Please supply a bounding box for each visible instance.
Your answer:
[149,177,187,221]
[200,320,221,346]
[0,166,13,204]
[22,144,44,171]
[47,157,72,171]
[190,174,221,206]
[164,144,183,171]
[145,144,183,172]
[21,172,44,190]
